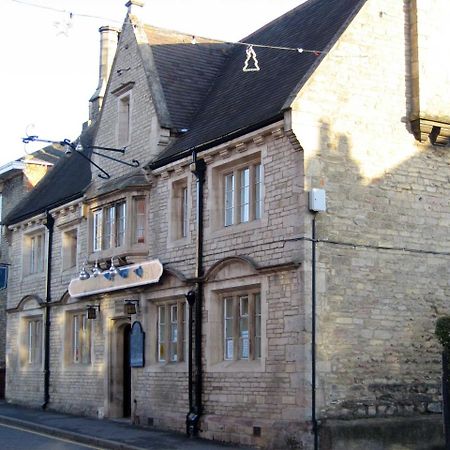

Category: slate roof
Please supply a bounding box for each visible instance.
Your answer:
[4,0,366,224]
[150,0,366,167]
[143,25,231,131]
[3,126,95,226]
[151,41,231,131]
[28,146,62,165]
[87,168,148,200]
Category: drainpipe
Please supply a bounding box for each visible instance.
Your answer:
[311,214,318,450]
[42,211,54,410]
[185,289,195,435]
[186,152,206,436]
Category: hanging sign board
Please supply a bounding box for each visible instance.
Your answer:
[68,259,163,298]
[130,321,145,368]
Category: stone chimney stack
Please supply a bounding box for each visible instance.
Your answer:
[89,26,120,123]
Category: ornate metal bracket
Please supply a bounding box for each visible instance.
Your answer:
[21,135,140,180]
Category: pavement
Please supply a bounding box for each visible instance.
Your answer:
[0,401,253,450]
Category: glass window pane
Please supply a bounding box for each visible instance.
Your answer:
[239,296,249,359]
[224,174,235,226]
[36,235,43,272]
[182,187,188,238]
[116,202,126,247]
[255,293,261,359]
[134,198,145,244]
[240,168,250,223]
[170,305,178,361]
[81,315,91,364]
[35,320,42,364]
[181,302,186,362]
[30,237,36,273]
[158,306,166,362]
[224,297,234,360]
[93,210,103,252]
[73,315,79,363]
[255,164,263,220]
[103,207,113,249]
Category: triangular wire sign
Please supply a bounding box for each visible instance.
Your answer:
[243,45,260,72]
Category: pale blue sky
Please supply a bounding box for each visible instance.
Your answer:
[1,0,303,166]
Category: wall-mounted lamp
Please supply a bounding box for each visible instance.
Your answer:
[109,257,120,278]
[79,263,90,280]
[185,290,197,306]
[92,260,103,277]
[87,304,101,320]
[124,300,139,315]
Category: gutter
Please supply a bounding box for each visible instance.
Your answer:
[149,114,284,171]
[42,211,55,410]
[0,161,25,175]
[4,193,84,229]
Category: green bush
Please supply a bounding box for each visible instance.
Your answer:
[435,316,450,351]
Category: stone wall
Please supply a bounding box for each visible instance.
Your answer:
[6,1,450,448]
[90,15,168,189]
[291,0,449,428]
[1,174,29,373]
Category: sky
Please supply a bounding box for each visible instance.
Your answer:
[1,0,305,167]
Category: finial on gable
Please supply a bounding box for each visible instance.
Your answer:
[125,0,144,14]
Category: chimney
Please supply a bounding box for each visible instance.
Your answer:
[89,26,120,123]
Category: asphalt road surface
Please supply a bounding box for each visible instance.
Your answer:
[0,422,102,450]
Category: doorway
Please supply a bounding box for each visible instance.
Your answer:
[123,323,131,417]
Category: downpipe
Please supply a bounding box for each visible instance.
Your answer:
[311,215,318,449]
[42,211,54,410]
[186,153,206,436]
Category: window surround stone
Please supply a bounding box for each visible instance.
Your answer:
[21,226,46,279]
[61,227,79,272]
[206,146,268,237]
[141,287,189,373]
[167,172,192,247]
[19,313,43,371]
[205,271,267,373]
[87,190,148,261]
[63,308,93,369]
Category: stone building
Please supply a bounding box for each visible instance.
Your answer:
[0,148,60,398]
[4,0,450,448]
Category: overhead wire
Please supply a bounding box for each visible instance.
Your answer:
[10,0,363,57]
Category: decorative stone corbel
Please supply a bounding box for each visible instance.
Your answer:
[141,166,155,185]
[271,128,285,140]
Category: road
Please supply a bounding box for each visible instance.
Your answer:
[0,422,102,450]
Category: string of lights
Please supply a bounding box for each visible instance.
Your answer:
[11,0,122,24]
[10,0,343,57]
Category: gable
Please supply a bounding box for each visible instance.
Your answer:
[152,0,367,167]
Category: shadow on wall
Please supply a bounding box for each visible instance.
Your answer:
[312,117,450,422]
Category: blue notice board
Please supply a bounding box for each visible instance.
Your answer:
[130,321,145,368]
[0,265,8,290]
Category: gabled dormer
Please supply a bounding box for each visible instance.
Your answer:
[89,0,229,186]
